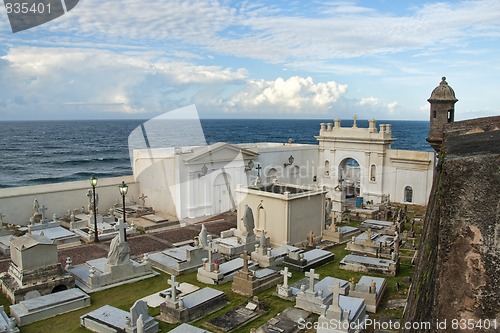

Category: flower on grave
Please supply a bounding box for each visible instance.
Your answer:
[213,259,221,265]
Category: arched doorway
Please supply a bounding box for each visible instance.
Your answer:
[338,158,361,199]
[213,172,233,214]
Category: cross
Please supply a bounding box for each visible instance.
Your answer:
[328,282,342,309]
[207,241,216,264]
[241,250,251,273]
[256,164,262,176]
[138,194,148,208]
[305,268,319,292]
[40,205,48,221]
[352,115,358,128]
[280,267,292,288]
[167,275,180,301]
[114,218,128,243]
[0,212,5,223]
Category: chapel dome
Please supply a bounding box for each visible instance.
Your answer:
[428,76,458,102]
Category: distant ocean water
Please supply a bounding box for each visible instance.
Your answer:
[0,119,432,188]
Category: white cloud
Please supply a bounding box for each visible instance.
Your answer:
[358,97,379,107]
[0,46,248,118]
[221,76,348,114]
[8,0,498,66]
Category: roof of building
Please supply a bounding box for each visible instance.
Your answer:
[428,77,458,102]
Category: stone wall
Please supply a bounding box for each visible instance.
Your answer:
[403,116,500,332]
[0,175,138,226]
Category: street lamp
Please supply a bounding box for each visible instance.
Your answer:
[119,181,129,241]
[89,175,99,243]
[284,155,295,167]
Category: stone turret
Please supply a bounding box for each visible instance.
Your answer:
[426,77,458,152]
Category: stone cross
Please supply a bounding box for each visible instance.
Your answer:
[115,218,128,243]
[352,115,358,128]
[241,250,251,273]
[207,241,216,264]
[40,205,48,221]
[328,282,343,312]
[167,275,180,301]
[305,268,319,292]
[138,194,148,208]
[255,164,262,176]
[280,267,292,288]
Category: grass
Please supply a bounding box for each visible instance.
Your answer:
[4,206,423,332]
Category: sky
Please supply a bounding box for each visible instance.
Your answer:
[1,0,500,121]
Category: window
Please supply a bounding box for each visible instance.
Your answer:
[370,164,376,182]
[324,160,330,176]
[404,186,413,203]
[433,110,436,119]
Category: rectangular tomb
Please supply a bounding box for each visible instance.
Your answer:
[10,288,90,326]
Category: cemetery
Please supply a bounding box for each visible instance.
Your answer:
[0,181,423,332]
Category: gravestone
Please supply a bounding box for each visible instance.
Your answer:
[232,251,282,296]
[10,288,90,326]
[66,219,157,293]
[276,266,293,299]
[148,227,222,275]
[81,300,159,333]
[316,282,368,332]
[295,270,350,315]
[339,253,398,276]
[0,234,75,304]
[160,274,226,324]
[348,276,387,313]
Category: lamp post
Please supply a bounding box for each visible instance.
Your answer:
[89,175,99,243]
[119,181,129,241]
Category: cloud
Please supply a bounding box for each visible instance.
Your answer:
[6,0,498,66]
[358,97,379,107]
[0,46,248,118]
[221,76,348,114]
[0,46,349,118]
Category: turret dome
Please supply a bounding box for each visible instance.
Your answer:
[428,77,458,102]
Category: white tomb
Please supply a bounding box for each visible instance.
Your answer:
[295,269,349,315]
[10,288,90,326]
[348,276,387,313]
[197,256,257,285]
[67,219,158,293]
[317,282,369,333]
[81,300,159,333]
[147,225,222,275]
[160,275,226,323]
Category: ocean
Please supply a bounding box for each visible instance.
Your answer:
[0,119,432,188]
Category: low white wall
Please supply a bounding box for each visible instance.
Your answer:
[0,175,138,226]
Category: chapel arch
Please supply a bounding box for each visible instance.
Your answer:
[324,160,330,177]
[338,158,361,198]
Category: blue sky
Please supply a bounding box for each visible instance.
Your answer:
[1,0,499,121]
